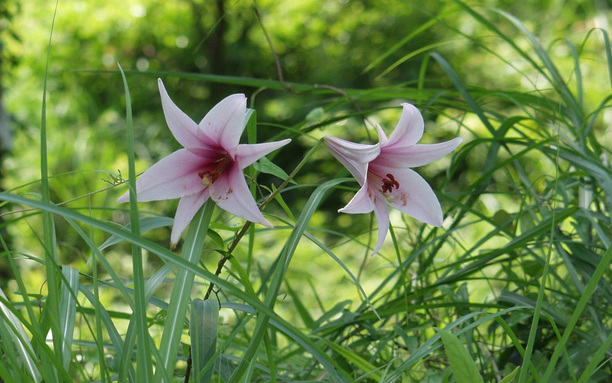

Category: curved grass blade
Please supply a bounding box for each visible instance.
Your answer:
[118,64,154,381]
[41,3,63,379]
[0,289,41,382]
[542,244,612,381]
[78,287,135,382]
[0,190,350,379]
[229,178,353,383]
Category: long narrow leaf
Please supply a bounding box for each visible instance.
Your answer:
[59,267,79,371]
[0,190,356,377]
[229,178,352,383]
[40,2,62,380]
[191,299,219,383]
[0,289,42,382]
[118,64,154,380]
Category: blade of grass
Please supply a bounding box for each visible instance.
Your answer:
[78,287,136,382]
[1,236,58,381]
[157,200,215,381]
[0,289,41,382]
[0,191,349,377]
[118,63,154,380]
[577,329,612,383]
[87,206,110,383]
[541,243,612,381]
[59,266,78,371]
[0,284,71,381]
[228,178,353,383]
[40,2,62,380]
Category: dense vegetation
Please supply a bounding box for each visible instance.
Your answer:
[0,0,610,381]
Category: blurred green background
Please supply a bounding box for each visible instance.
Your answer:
[0,0,610,380]
[2,0,607,260]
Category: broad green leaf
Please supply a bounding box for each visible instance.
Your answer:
[253,156,294,183]
[191,299,219,383]
[500,367,520,383]
[436,328,483,383]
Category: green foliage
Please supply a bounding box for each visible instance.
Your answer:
[0,0,610,382]
[436,328,483,383]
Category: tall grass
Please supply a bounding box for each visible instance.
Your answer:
[0,1,610,382]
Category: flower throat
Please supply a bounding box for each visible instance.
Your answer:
[199,153,232,186]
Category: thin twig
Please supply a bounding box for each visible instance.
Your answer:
[253,0,295,93]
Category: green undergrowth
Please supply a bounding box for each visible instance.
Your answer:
[0,1,610,382]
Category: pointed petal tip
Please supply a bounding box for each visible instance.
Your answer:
[256,217,274,228]
[375,124,388,146]
[157,78,167,93]
[431,217,443,228]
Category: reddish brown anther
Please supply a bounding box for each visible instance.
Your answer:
[381,173,400,193]
[198,154,232,186]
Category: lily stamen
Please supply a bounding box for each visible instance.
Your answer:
[199,154,232,186]
[381,173,400,193]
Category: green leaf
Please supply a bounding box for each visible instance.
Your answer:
[59,267,79,371]
[191,299,219,383]
[271,184,295,221]
[98,216,174,251]
[436,328,483,383]
[118,63,154,381]
[0,289,42,382]
[500,367,520,383]
[253,157,294,183]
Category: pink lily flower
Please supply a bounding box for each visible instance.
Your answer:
[324,103,462,255]
[118,79,290,246]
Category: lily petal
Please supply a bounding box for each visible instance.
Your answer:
[371,195,390,255]
[339,184,375,214]
[324,136,379,185]
[171,189,210,246]
[158,79,201,150]
[323,135,380,163]
[375,124,389,146]
[117,149,207,203]
[373,166,443,227]
[199,94,247,157]
[209,165,272,227]
[386,103,424,148]
[376,137,463,168]
[236,139,291,169]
